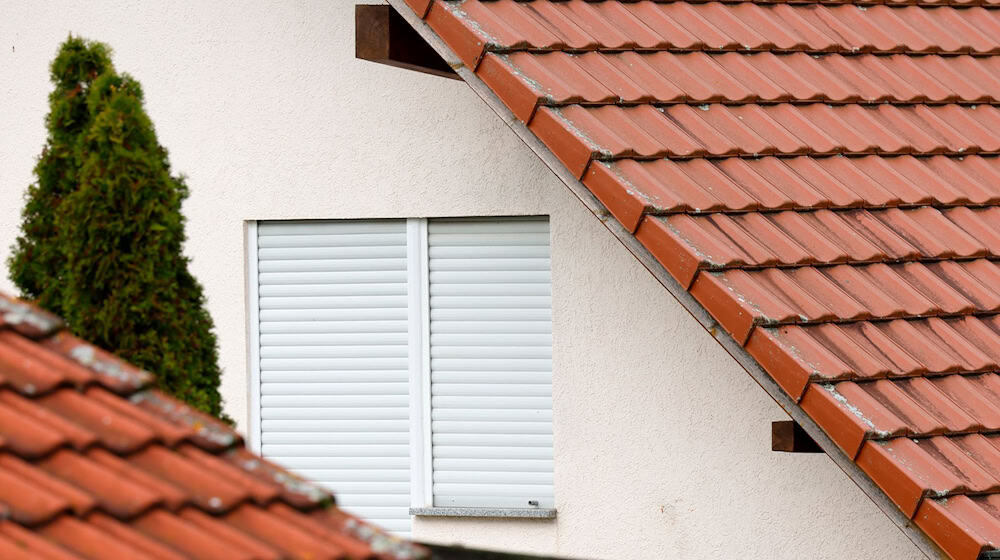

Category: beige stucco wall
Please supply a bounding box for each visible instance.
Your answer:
[1,2,924,558]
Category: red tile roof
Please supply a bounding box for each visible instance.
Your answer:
[0,293,427,560]
[400,1,1000,558]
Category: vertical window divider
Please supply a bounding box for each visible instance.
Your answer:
[407,218,433,508]
[246,221,263,454]
[420,219,434,507]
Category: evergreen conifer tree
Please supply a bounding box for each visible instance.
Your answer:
[9,38,112,314]
[10,37,227,418]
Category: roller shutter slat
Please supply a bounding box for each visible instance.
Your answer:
[258,233,406,248]
[332,506,412,518]
[431,421,552,434]
[261,444,409,457]
[299,469,410,482]
[260,320,407,334]
[433,496,552,508]
[429,283,550,296]
[261,308,407,321]
[432,483,554,497]
[429,258,550,271]
[262,419,409,432]
[433,333,552,345]
[431,372,551,384]
[260,270,408,284]
[430,308,551,321]
[431,408,552,422]
[431,320,550,334]
[260,382,409,395]
[430,346,552,359]
[261,407,409,420]
[259,371,407,383]
[431,396,552,409]
[300,481,410,494]
[428,245,550,258]
[431,446,552,459]
[262,432,409,444]
[428,220,549,234]
[260,332,408,346]
[328,493,412,506]
[433,458,553,472]
[260,221,403,235]
[259,257,405,273]
[430,383,552,397]
[278,456,410,469]
[430,358,552,371]
[261,393,408,408]
[429,270,550,283]
[427,232,548,245]
[260,295,408,309]
[364,519,410,533]
[432,434,553,447]
[260,358,408,371]
[260,346,408,359]
[434,471,553,484]
[258,245,406,260]
[259,282,406,297]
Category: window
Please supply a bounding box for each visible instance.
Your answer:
[248,217,553,535]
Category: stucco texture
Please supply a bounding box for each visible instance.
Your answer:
[1,2,923,558]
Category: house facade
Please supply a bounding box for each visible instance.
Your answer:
[0,2,944,558]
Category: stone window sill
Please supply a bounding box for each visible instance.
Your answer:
[409,507,557,519]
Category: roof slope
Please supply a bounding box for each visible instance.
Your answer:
[399,1,1000,558]
[0,293,426,560]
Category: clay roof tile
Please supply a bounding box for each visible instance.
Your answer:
[405,1,1000,557]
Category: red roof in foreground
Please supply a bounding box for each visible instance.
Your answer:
[401,1,1000,558]
[0,293,426,560]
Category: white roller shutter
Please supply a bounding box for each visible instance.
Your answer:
[254,220,412,534]
[427,217,554,509]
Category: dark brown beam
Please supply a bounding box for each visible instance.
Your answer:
[355,5,459,80]
[772,420,823,453]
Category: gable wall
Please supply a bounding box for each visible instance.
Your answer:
[0,3,922,558]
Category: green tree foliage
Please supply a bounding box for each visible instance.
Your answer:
[9,37,227,418]
[10,38,112,314]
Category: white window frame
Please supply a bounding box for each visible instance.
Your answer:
[406,218,434,508]
[246,220,262,454]
[246,217,556,518]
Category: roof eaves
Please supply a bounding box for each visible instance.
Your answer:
[386,2,946,558]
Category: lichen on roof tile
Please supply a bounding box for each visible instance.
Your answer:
[129,389,238,449]
[0,295,62,338]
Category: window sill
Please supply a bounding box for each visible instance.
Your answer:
[409,507,557,519]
